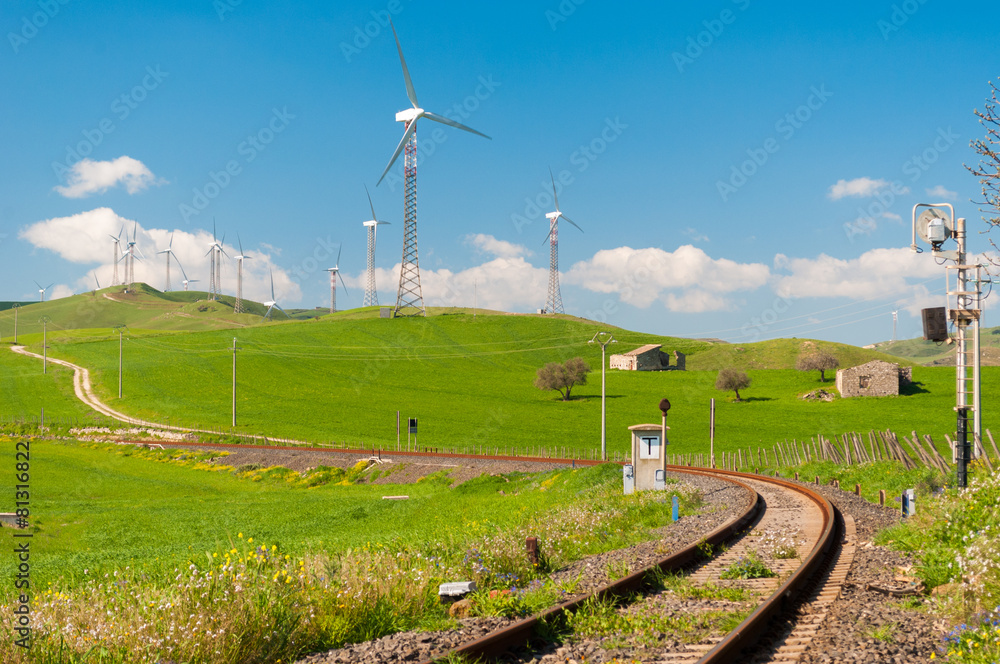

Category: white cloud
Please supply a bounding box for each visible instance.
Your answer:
[828,177,891,200]
[48,284,75,300]
[881,211,902,221]
[926,185,958,200]
[464,233,532,259]
[564,245,770,313]
[54,156,162,198]
[772,247,940,300]
[20,209,302,304]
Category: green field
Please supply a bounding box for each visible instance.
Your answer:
[0,439,665,589]
[2,287,994,455]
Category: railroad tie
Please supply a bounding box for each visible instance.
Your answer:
[765,515,857,663]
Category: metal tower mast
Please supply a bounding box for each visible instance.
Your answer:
[208,249,217,300]
[111,241,120,286]
[214,246,223,300]
[545,218,564,314]
[328,270,338,313]
[164,253,171,292]
[364,222,380,307]
[394,127,425,317]
[891,310,898,342]
[235,257,244,313]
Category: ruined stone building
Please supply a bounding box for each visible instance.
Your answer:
[835,360,912,398]
[609,344,686,371]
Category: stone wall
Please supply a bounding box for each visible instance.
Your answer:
[836,360,907,398]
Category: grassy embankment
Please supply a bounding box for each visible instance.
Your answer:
[0,438,692,663]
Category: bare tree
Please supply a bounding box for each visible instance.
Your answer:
[715,367,751,402]
[796,350,839,382]
[967,78,1000,259]
[534,357,591,401]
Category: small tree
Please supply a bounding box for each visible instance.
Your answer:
[716,367,751,402]
[795,350,839,382]
[968,78,1000,258]
[534,357,591,401]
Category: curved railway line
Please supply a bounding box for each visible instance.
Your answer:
[149,441,853,664]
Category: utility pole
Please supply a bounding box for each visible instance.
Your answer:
[39,316,50,374]
[12,304,19,344]
[232,337,240,428]
[589,332,616,461]
[113,324,127,398]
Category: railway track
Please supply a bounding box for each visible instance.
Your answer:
[106,440,846,662]
[416,465,842,664]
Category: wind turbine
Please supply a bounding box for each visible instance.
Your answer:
[262,269,289,320]
[123,221,144,288]
[34,280,54,302]
[234,235,250,314]
[108,225,123,286]
[542,169,583,315]
[325,244,349,314]
[179,264,199,292]
[156,232,181,292]
[377,19,490,317]
[205,220,228,301]
[891,310,898,343]
[362,185,390,307]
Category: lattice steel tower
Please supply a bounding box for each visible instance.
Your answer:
[542,170,582,314]
[394,129,425,316]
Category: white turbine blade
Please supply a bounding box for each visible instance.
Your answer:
[543,225,555,245]
[263,304,275,320]
[117,224,124,241]
[549,167,560,211]
[365,184,378,220]
[389,19,418,109]
[237,233,245,258]
[338,270,350,296]
[34,280,43,290]
[336,243,343,267]
[378,120,418,185]
[269,269,276,300]
[276,303,290,318]
[423,111,490,139]
[45,282,54,290]
[95,274,102,289]
[108,234,120,243]
[561,215,583,232]
[169,231,174,249]
[134,246,146,260]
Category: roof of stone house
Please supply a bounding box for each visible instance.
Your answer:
[614,344,662,357]
[838,359,900,373]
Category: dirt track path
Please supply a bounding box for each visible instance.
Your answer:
[9,345,309,446]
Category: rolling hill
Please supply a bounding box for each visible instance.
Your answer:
[3,287,993,455]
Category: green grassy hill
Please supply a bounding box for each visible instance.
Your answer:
[877,325,1000,366]
[3,288,989,455]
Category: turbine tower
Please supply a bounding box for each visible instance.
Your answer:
[34,280,54,302]
[123,221,144,287]
[234,235,250,314]
[108,225,123,286]
[156,232,180,292]
[891,310,898,343]
[325,244,349,314]
[377,20,490,317]
[542,169,583,315]
[362,186,390,307]
[205,221,228,301]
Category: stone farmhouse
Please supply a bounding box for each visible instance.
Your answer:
[610,344,686,371]
[835,360,912,398]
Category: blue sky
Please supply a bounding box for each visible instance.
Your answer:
[3,0,998,345]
